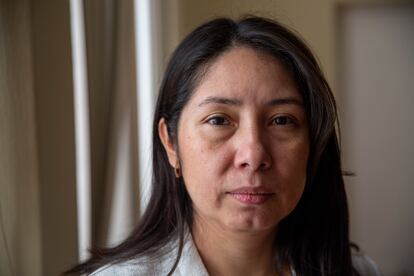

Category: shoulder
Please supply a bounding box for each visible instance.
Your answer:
[90,254,174,276]
[352,252,383,276]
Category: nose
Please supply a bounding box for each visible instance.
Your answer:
[234,126,272,171]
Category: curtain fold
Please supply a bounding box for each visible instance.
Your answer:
[84,0,140,249]
[0,1,42,275]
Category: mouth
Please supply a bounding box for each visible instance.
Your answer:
[226,188,275,205]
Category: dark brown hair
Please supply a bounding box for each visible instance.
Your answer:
[68,16,355,275]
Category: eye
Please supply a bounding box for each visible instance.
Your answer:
[270,115,296,126]
[206,115,231,126]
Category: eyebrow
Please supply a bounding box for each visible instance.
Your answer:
[198,96,303,107]
[267,97,304,107]
[198,96,242,107]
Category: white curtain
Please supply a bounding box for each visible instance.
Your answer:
[84,0,140,249]
[0,0,162,274]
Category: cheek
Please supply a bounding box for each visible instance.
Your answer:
[273,138,309,209]
[274,134,309,176]
[178,132,230,205]
[179,125,234,175]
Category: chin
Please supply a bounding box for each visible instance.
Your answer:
[224,214,279,233]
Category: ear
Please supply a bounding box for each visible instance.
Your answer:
[158,118,178,168]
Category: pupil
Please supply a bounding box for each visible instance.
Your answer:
[276,117,287,125]
[213,117,225,125]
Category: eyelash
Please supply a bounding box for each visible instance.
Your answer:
[206,115,231,126]
[269,115,297,126]
[205,114,297,127]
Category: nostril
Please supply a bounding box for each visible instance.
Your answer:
[239,162,269,170]
[259,162,268,170]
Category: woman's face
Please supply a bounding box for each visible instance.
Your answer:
[160,47,309,233]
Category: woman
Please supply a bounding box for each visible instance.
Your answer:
[68,16,381,275]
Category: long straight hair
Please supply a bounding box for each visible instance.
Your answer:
[67,16,355,275]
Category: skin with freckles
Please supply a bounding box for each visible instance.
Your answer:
[159,46,309,275]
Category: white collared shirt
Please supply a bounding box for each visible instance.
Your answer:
[92,233,381,276]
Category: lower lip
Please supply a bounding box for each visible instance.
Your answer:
[228,193,274,204]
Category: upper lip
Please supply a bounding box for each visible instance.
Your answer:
[227,186,275,195]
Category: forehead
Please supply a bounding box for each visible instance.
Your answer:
[189,46,301,105]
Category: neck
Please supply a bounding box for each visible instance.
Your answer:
[192,216,286,276]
